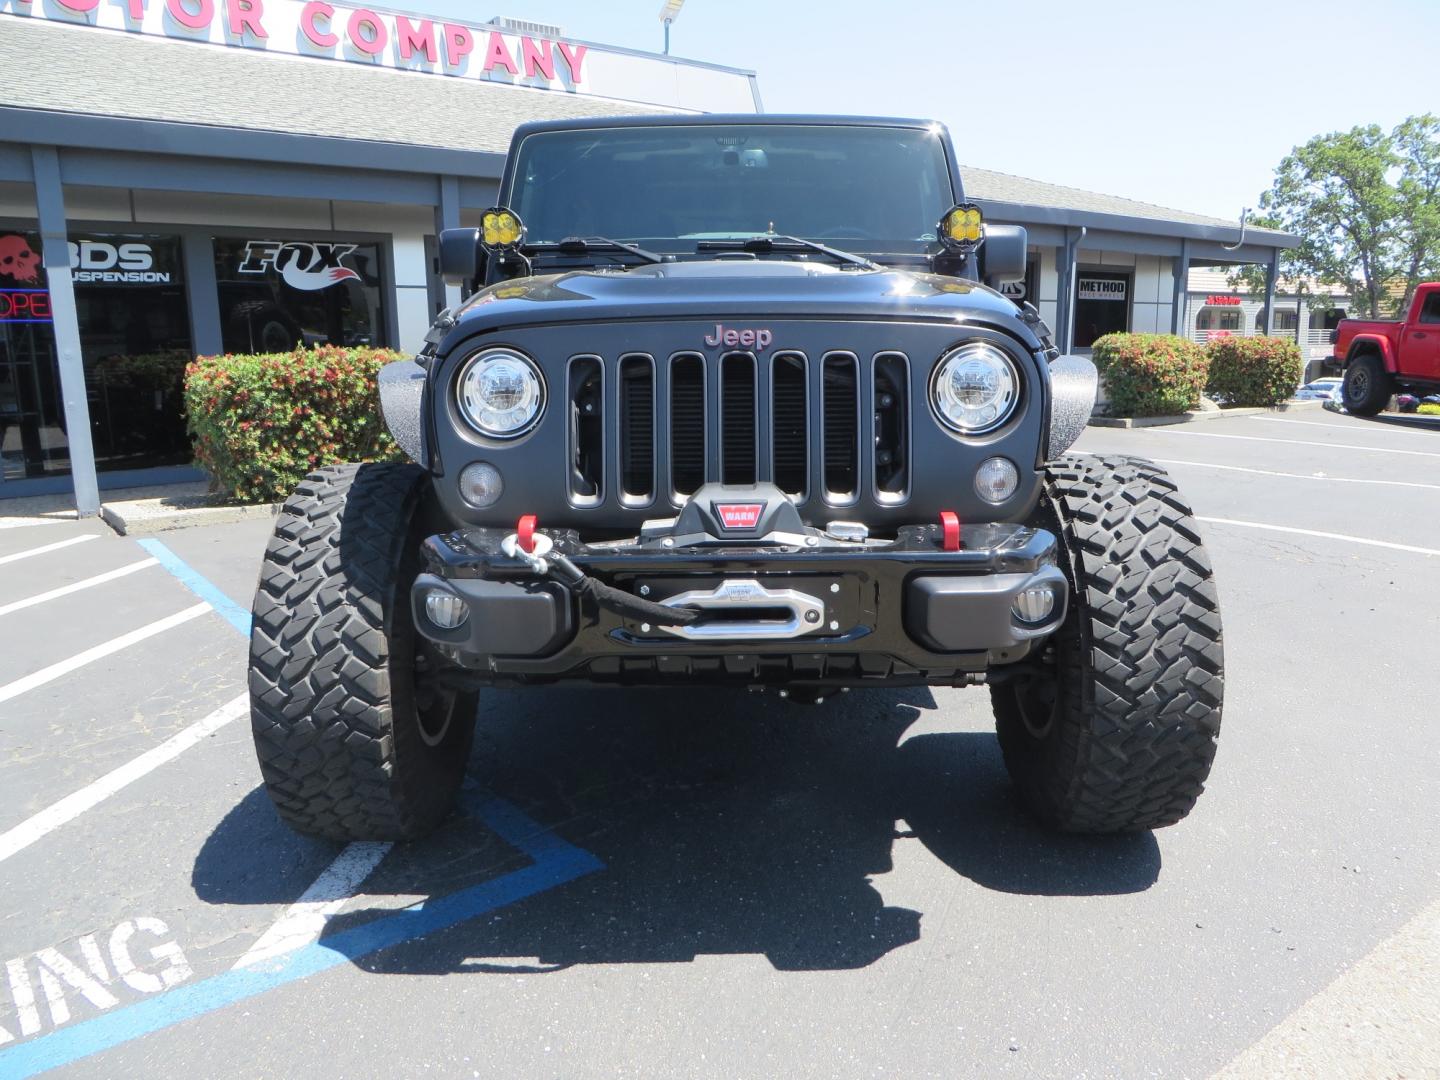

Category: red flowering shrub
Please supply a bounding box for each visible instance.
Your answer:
[1091,333,1209,417]
[1205,335,1304,407]
[184,346,405,503]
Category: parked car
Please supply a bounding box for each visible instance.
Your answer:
[247,115,1225,844]
[1333,283,1440,414]
[1294,377,1343,401]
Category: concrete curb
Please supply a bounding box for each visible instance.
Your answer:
[1089,399,1325,429]
[101,500,283,537]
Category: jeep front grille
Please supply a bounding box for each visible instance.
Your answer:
[564,348,910,512]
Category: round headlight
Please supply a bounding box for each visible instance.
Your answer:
[931,343,1019,434]
[456,349,545,438]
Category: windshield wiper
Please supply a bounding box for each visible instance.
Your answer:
[695,234,880,271]
[529,236,667,265]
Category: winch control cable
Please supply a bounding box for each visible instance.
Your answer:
[545,553,702,627]
[504,518,701,627]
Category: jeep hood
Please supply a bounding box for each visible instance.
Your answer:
[436,261,1040,352]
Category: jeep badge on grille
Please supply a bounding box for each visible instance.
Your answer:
[704,324,773,351]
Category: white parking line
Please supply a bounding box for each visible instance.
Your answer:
[1253,415,1440,438]
[1213,895,1440,1079]
[0,693,248,865]
[0,603,210,706]
[1149,458,1440,492]
[0,517,70,531]
[1148,429,1440,458]
[1198,517,1440,558]
[0,534,99,566]
[0,559,158,618]
[232,842,394,969]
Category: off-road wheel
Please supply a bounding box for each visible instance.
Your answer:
[1341,355,1392,416]
[991,455,1223,833]
[249,463,477,841]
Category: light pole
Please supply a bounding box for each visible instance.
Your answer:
[659,0,685,54]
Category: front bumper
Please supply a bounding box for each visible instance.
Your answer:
[411,521,1067,689]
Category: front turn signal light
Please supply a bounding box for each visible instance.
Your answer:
[481,207,526,250]
[940,203,985,249]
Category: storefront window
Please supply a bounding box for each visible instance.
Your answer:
[1,229,192,484]
[75,234,192,472]
[1073,273,1130,348]
[1196,305,1243,339]
[213,237,386,353]
[0,230,59,482]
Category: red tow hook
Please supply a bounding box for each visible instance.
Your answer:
[516,514,538,554]
[939,510,961,552]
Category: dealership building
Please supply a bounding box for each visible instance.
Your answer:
[0,2,1295,512]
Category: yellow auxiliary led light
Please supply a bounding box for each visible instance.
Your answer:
[481,207,526,250]
[940,204,985,248]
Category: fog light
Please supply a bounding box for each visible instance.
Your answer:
[1013,586,1056,624]
[459,462,504,508]
[975,456,1019,504]
[424,588,469,630]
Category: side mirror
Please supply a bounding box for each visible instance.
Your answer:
[980,225,1027,287]
[438,227,482,285]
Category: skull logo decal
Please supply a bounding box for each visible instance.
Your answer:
[0,235,42,285]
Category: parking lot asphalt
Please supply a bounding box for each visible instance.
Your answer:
[1,408,1438,1079]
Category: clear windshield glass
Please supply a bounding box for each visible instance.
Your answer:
[509,124,955,256]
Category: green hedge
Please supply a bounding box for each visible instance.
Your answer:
[185,346,405,503]
[1205,336,1304,407]
[1419,403,1440,416]
[1091,333,1209,417]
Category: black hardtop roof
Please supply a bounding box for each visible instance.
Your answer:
[510,114,947,139]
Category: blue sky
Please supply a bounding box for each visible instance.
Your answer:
[417,0,1437,221]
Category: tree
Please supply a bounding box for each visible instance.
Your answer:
[1244,116,1440,318]
[1393,114,1440,316]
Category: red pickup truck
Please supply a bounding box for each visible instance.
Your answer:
[1335,282,1440,415]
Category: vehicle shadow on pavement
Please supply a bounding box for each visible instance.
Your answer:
[194,685,1159,973]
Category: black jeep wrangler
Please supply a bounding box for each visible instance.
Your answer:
[247,116,1223,842]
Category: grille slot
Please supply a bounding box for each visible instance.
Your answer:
[617,355,655,502]
[822,353,859,501]
[721,353,757,485]
[873,352,909,500]
[567,356,604,506]
[669,353,706,496]
[770,352,808,498]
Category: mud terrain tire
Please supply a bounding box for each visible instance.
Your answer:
[991,455,1224,833]
[249,463,476,841]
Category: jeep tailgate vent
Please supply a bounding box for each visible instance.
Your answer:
[873,352,909,501]
[822,353,859,500]
[567,356,603,506]
[618,355,655,503]
[669,353,706,496]
[771,353,807,497]
[721,353,757,485]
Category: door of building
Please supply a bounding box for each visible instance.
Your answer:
[1073,271,1131,348]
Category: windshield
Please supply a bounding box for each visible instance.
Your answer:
[509,124,955,257]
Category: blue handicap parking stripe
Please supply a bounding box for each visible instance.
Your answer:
[0,796,604,1078]
[134,538,253,636]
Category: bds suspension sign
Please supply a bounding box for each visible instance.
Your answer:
[1,0,596,91]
